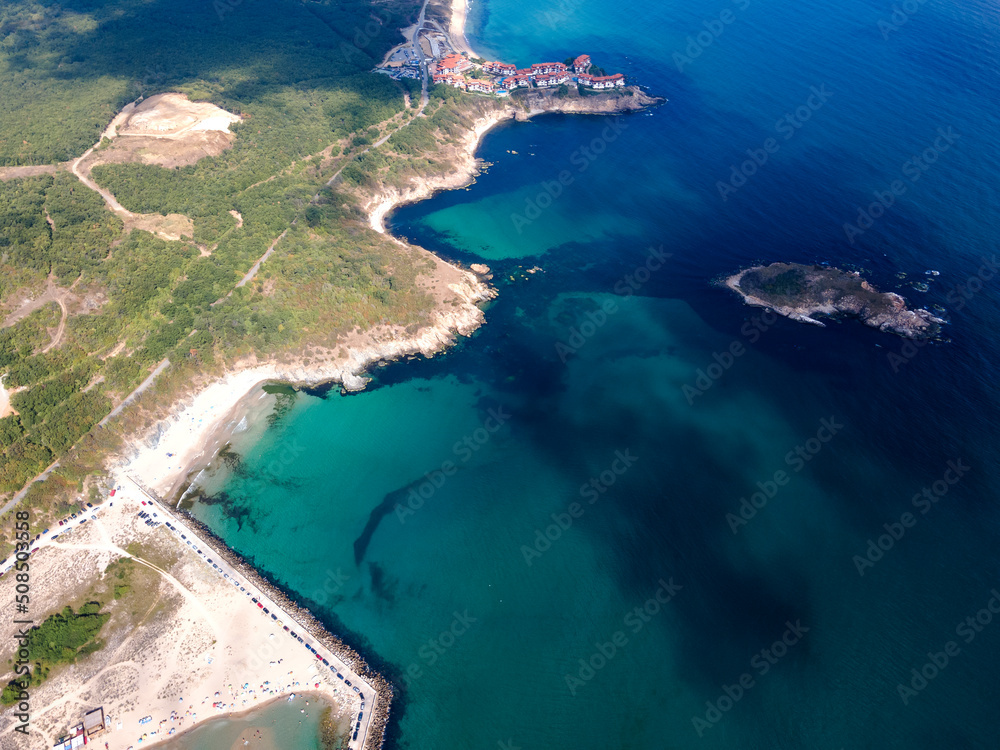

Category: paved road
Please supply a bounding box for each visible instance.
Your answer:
[0,496,102,573]
[413,0,431,108]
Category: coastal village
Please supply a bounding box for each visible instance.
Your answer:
[377,20,625,97]
[0,5,655,750]
[429,53,625,96]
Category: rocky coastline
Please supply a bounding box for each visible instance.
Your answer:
[366,87,663,234]
[724,262,945,339]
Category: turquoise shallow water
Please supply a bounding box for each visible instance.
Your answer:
[189,0,1000,747]
[159,695,332,750]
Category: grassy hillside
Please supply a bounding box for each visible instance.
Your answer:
[0,0,449,502]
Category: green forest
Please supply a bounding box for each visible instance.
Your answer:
[0,0,431,502]
[1,602,110,704]
[0,0,510,543]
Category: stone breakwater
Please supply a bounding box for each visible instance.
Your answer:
[132,477,395,750]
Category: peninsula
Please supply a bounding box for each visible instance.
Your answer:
[724,263,944,339]
[0,0,663,748]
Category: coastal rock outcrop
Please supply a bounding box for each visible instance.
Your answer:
[724,262,945,339]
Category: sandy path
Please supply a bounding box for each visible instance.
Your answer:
[40,297,68,354]
[1,278,68,329]
[0,165,59,181]
[235,228,288,289]
[70,145,135,222]
[50,533,221,640]
[98,357,171,426]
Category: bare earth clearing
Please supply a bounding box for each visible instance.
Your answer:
[1,277,107,354]
[70,93,243,242]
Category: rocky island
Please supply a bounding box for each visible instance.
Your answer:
[724,262,944,338]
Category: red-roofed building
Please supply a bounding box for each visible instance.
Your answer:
[534,72,570,87]
[573,54,592,74]
[580,73,625,89]
[531,62,568,75]
[467,80,496,93]
[433,72,466,88]
[483,61,517,75]
[437,53,472,73]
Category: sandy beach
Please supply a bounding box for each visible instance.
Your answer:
[0,492,363,750]
[122,260,491,502]
[449,0,478,57]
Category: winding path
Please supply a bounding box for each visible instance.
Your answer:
[40,297,68,354]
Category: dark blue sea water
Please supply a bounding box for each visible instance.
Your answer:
[189,0,1000,747]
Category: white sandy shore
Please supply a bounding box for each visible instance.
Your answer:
[123,269,491,501]
[0,492,363,750]
[449,0,478,57]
